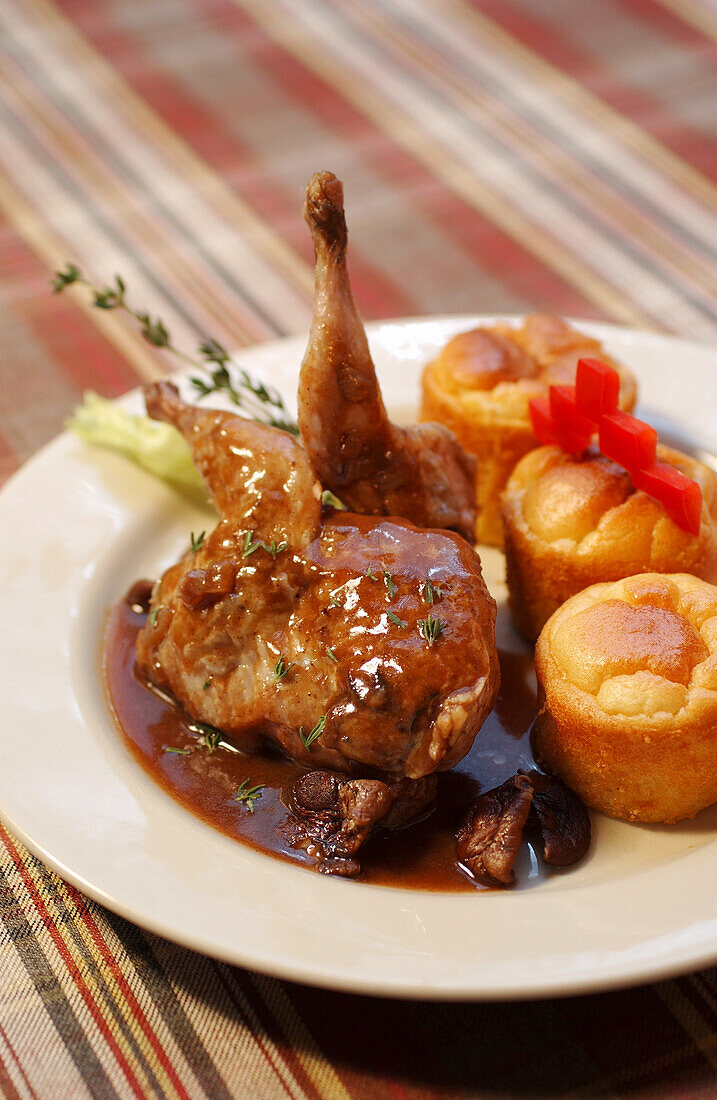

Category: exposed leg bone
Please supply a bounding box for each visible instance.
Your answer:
[298,172,476,540]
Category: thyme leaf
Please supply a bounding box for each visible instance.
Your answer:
[233,780,264,812]
[418,613,447,645]
[190,530,206,554]
[163,745,189,756]
[325,646,338,663]
[424,579,441,605]
[383,570,396,598]
[300,716,326,751]
[148,605,162,627]
[51,263,81,292]
[273,656,295,682]
[387,610,406,628]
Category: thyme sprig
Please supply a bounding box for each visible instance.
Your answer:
[418,613,447,645]
[300,716,326,751]
[242,530,288,560]
[233,780,264,812]
[423,579,441,605]
[51,264,299,434]
[387,610,406,628]
[190,530,206,554]
[273,656,295,682]
[163,745,189,756]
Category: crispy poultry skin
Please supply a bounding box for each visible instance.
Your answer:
[136,383,499,779]
[298,171,476,541]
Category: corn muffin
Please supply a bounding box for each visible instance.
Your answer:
[534,573,717,823]
[502,443,717,641]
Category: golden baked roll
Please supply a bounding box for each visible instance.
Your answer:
[420,314,637,546]
[534,573,717,823]
[502,443,717,641]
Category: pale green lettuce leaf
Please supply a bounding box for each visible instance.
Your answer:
[68,391,208,501]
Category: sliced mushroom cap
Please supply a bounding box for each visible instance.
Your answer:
[522,769,591,867]
[456,774,534,888]
[456,770,591,888]
[283,770,393,876]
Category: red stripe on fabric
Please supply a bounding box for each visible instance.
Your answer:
[471,0,717,183]
[21,289,141,398]
[0,211,139,398]
[617,0,717,51]
[64,885,193,1100]
[0,1026,28,1100]
[0,430,19,488]
[0,1017,39,1100]
[211,962,301,1099]
[0,827,148,1100]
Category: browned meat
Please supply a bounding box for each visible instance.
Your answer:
[136,383,499,779]
[298,171,476,540]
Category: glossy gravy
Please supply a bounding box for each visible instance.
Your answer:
[104,599,538,890]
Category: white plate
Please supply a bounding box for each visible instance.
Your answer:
[3,316,717,1002]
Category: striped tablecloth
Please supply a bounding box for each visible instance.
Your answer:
[2,1,717,1096]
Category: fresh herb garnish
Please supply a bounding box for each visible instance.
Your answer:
[51,264,298,435]
[200,730,222,752]
[383,570,396,598]
[149,605,162,627]
[202,679,212,691]
[264,539,288,559]
[418,613,447,644]
[300,716,326,751]
[243,530,287,559]
[190,530,206,554]
[163,745,189,755]
[320,489,347,511]
[243,531,262,558]
[273,656,295,682]
[233,780,264,812]
[366,564,377,581]
[325,646,338,663]
[424,579,441,605]
[387,610,406,628]
[329,591,343,608]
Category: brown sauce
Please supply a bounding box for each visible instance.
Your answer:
[104,599,538,890]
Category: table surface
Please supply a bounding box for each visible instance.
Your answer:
[2,0,717,1096]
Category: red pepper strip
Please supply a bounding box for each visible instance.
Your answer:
[632,462,703,537]
[599,410,658,472]
[550,385,597,440]
[530,394,590,453]
[575,358,620,419]
[529,395,556,445]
